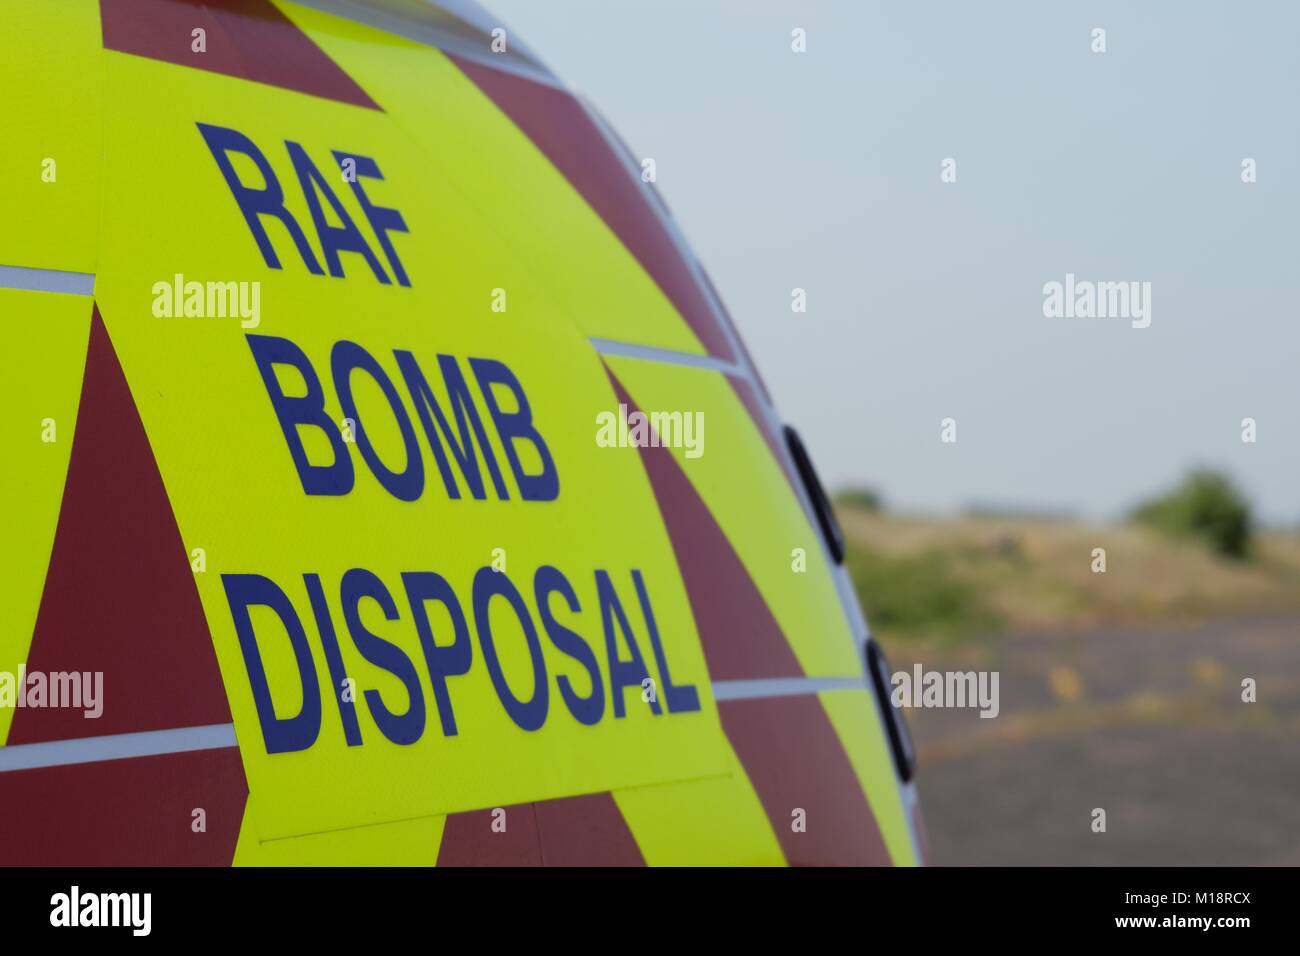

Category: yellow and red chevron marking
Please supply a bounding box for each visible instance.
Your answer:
[0,0,921,866]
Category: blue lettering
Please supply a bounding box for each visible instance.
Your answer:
[472,567,548,731]
[534,565,604,726]
[402,571,473,737]
[470,357,559,501]
[596,570,661,718]
[331,340,424,501]
[340,568,426,746]
[304,572,364,746]
[632,570,699,713]
[394,351,509,500]
[197,123,323,275]
[222,573,321,754]
[246,334,354,496]
[286,140,390,283]
[333,151,411,287]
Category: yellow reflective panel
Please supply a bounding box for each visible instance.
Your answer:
[0,0,103,273]
[0,290,92,744]
[613,757,785,866]
[234,795,444,865]
[602,355,862,677]
[277,1,709,356]
[93,13,735,843]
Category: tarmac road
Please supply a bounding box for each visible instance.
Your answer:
[886,615,1300,865]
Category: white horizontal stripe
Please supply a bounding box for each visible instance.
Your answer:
[0,681,867,771]
[712,677,868,702]
[590,337,744,375]
[0,723,237,773]
[0,265,94,296]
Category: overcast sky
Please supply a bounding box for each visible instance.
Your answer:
[485,0,1299,524]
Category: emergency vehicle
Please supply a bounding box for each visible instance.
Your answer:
[0,0,922,866]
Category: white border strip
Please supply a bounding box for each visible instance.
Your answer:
[712,677,868,702]
[0,723,236,773]
[293,0,561,87]
[0,265,94,296]
[590,337,742,375]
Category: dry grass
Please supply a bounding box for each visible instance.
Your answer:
[840,508,1300,638]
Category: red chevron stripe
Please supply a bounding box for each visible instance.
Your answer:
[603,365,801,681]
[437,792,644,866]
[601,366,891,864]
[0,747,247,865]
[450,54,734,360]
[100,0,380,110]
[9,308,232,744]
[719,695,893,866]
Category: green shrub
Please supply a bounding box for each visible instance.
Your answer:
[1132,469,1253,559]
[846,547,1003,641]
[834,486,884,513]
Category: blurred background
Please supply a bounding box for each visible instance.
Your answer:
[487,0,1300,864]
